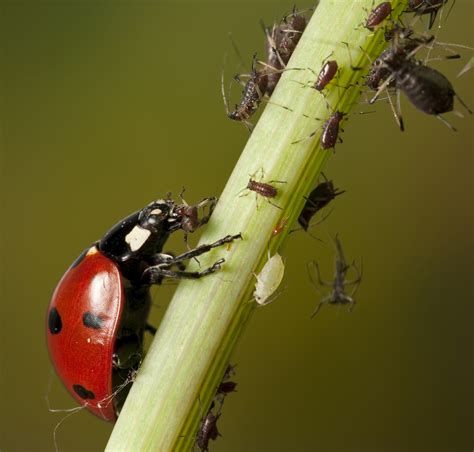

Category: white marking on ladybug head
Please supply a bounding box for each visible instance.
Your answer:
[253,251,285,306]
[125,225,151,252]
[150,208,162,216]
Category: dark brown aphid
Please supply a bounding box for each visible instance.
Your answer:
[366,2,392,30]
[217,381,238,396]
[225,54,268,131]
[314,60,339,91]
[321,111,345,150]
[196,406,221,452]
[308,235,362,318]
[278,9,307,62]
[298,179,345,231]
[263,8,309,94]
[407,0,450,29]
[176,195,217,234]
[369,29,472,131]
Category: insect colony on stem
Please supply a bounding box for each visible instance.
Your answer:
[46,1,472,450]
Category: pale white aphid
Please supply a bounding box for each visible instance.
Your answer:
[253,251,285,306]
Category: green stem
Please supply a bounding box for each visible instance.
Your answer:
[106,1,407,450]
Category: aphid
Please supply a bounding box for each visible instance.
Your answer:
[239,169,286,209]
[253,251,285,306]
[369,28,472,131]
[217,381,238,395]
[247,178,278,198]
[308,235,362,318]
[292,109,346,150]
[313,59,339,91]
[196,406,221,452]
[224,54,268,131]
[263,7,310,94]
[175,194,217,235]
[298,178,345,231]
[407,0,450,29]
[320,111,346,150]
[365,2,392,31]
[272,216,289,237]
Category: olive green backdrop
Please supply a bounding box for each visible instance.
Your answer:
[1,1,472,451]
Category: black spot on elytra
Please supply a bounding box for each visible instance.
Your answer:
[48,307,62,334]
[69,247,89,269]
[73,384,95,400]
[83,312,103,329]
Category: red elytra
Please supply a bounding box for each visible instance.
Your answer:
[47,246,124,422]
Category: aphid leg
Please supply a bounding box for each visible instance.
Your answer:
[266,199,283,210]
[145,324,157,335]
[455,94,473,114]
[291,124,322,145]
[369,73,396,104]
[341,42,363,71]
[307,261,333,288]
[310,294,332,318]
[435,114,457,131]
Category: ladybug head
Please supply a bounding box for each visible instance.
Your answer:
[138,199,176,234]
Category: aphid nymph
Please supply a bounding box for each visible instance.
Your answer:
[253,251,285,306]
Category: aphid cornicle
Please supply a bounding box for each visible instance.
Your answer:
[308,235,362,318]
[253,251,285,306]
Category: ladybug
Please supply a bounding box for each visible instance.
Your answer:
[46,197,240,421]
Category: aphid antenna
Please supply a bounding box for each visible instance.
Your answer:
[221,51,234,117]
[281,4,316,23]
[289,208,333,238]
[260,18,287,69]
[341,41,364,71]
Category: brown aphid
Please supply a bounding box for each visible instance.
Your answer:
[247,178,278,198]
[263,8,309,95]
[298,180,345,231]
[278,7,308,62]
[321,111,345,150]
[196,409,221,452]
[314,60,339,91]
[366,2,392,30]
[227,55,268,130]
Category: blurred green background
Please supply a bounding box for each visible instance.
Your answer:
[1,1,472,451]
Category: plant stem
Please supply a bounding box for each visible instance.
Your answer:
[106,1,407,450]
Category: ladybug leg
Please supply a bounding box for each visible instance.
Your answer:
[143,233,242,283]
[157,233,242,267]
[143,258,226,283]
